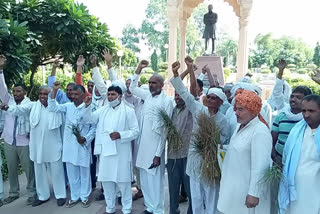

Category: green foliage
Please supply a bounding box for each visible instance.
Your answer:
[313,42,320,67]
[251,33,313,69]
[287,78,320,95]
[217,37,238,66]
[158,62,168,73]
[0,14,32,88]
[151,50,158,72]
[223,68,231,79]
[121,24,140,53]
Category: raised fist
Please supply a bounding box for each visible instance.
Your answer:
[172,61,180,77]
[77,55,85,67]
[53,81,61,91]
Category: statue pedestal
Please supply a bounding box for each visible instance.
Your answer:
[194,56,225,87]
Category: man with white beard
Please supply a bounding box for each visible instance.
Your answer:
[2,86,66,207]
[130,60,174,214]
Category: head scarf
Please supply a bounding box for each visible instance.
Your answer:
[234,89,268,127]
[207,88,227,102]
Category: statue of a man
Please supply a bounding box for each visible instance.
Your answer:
[203,4,218,54]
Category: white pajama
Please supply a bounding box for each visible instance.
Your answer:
[34,159,66,200]
[140,167,165,214]
[190,177,220,214]
[66,162,91,201]
[102,181,132,214]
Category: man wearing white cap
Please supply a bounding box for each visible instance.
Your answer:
[171,57,231,214]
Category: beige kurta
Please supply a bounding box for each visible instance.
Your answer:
[286,126,320,214]
[217,117,272,214]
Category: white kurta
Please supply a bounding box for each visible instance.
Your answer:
[130,74,174,175]
[48,99,96,167]
[7,102,63,163]
[286,126,320,214]
[82,102,139,182]
[217,117,272,214]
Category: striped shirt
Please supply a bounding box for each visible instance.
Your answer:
[272,112,300,156]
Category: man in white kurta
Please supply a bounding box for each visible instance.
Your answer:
[217,89,272,214]
[82,85,139,214]
[171,60,231,214]
[5,86,66,206]
[130,60,174,214]
[278,95,320,214]
[48,83,96,208]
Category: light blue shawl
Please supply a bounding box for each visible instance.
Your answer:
[278,120,320,213]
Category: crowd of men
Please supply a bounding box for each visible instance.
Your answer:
[0,52,319,214]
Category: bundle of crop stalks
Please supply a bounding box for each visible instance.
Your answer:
[261,161,283,186]
[70,124,88,150]
[193,112,221,184]
[158,109,183,153]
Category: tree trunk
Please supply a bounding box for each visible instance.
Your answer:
[28,65,37,97]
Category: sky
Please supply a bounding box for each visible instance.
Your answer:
[76,0,320,55]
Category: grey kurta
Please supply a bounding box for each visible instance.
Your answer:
[170,76,231,181]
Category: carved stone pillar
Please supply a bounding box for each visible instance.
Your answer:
[236,0,253,81]
[167,5,179,80]
[179,18,187,72]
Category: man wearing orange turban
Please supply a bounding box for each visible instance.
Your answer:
[217,89,272,214]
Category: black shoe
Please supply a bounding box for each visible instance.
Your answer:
[57,198,66,206]
[3,196,19,205]
[32,199,49,207]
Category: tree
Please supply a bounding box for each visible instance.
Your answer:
[313,42,320,67]
[151,50,158,72]
[251,33,313,69]
[216,37,238,66]
[140,0,168,61]
[2,0,116,93]
[121,24,140,53]
[0,18,32,88]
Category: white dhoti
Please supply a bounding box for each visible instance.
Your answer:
[34,159,66,200]
[102,181,132,214]
[190,177,220,214]
[66,162,91,201]
[140,167,165,214]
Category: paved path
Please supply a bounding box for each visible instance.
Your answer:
[0,172,188,214]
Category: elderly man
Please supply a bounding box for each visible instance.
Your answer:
[130,60,174,214]
[217,89,272,214]
[171,58,230,214]
[48,83,96,208]
[0,55,36,205]
[82,85,139,214]
[2,86,66,207]
[166,91,193,214]
[278,95,320,214]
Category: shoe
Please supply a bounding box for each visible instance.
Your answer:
[57,198,66,206]
[3,196,19,205]
[179,195,188,203]
[26,196,37,205]
[65,199,79,208]
[132,189,143,201]
[32,199,49,207]
[0,200,3,207]
[95,193,105,201]
[81,199,91,208]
